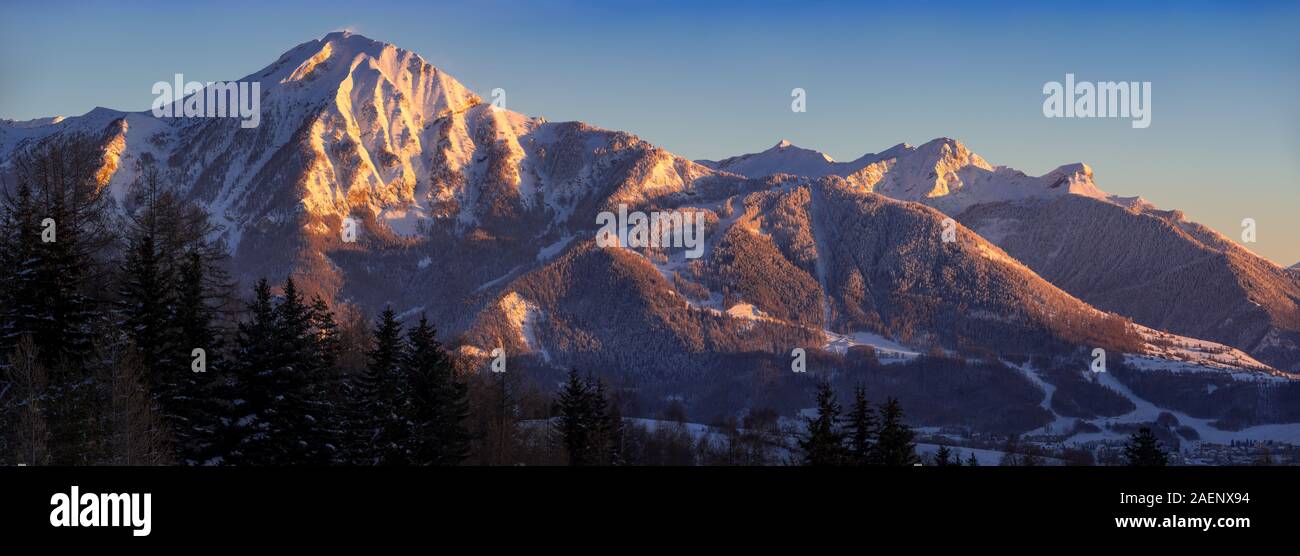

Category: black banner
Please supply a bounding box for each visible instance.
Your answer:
[0,466,1286,545]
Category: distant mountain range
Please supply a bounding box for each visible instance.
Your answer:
[3,32,1298,439]
[696,138,1300,375]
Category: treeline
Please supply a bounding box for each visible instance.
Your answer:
[0,134,478,465]
[799,382,924,466]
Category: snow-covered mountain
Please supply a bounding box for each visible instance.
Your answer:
[703,139,1300,373]
[3,32,1296,437]
[698,138,1118,213]
[697,139,908,180]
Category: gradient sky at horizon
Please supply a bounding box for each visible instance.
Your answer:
[2,0,1297,264]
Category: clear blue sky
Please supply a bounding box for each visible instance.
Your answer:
[2,0,1297,264]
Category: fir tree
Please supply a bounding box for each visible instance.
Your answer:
[354,306,407,464]
[404,315,469,466]
[966,452,979,466]
[875,397,919,466]
[799,381,847,466]
[604,384,626,466]
[165,250,225,464]
[307,294,349,463]
[1123,427,1168,466]
[273,278,335,463]
[844,384,877,465]
[0,180,43,357]
[223,278,325,464]
[934,445,952,466]
[0,135,113,464]
[555,368,597,466]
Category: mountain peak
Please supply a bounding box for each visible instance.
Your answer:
[322,29,356,40]
[774,139,794,149]
[247,32,481,118]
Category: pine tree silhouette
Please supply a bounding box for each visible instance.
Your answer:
[555,368,599,466]
[354,306,407,465]
[404,314,469,466]
[934,445,952,466]
[1123,427,1168,466]
[844,384,877,465]
[799,381,847,466]
[875,398,919,466]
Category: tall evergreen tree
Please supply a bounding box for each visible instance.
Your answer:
[966,452,980,466]
[0,180,42,357]
[222,278,327,464]
[604,384,626,466]
[799,381,847,466]
[555,368,597,466]
[1123,427,1168,466]
[222,279,276,464]
[108,162,233,464]
[353,306,407,464]
[404,314,469,466]
[115,164,179,385]
[165,249,226,464]
[307,294,349,463]
[875,397,919,466]
[0,135,113,464]
[933,445,952,467]
[845,385,877,465]
[277,278,338,463]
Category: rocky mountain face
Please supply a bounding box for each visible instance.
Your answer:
[701,138,1300,373]
[960,197,1300,373]
[3,32,1295,435]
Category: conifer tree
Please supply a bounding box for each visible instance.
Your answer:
[604,386,626,466]
[222,279,277,464]
[275,278,332,462]
[0,180,43,357]
[110,162,233,464]
[799,381,847,466]
[116,164,179,384]
[556,368,597,466]
[966,452,979,466]
[0,135,113,464]
[1123,427,1168,466]
[307,294,350,463]
[875,397,919,466]
[845,385,877,465]
[165,250,226,464]
[223,278,324,464]
[354,306,407,464]
[404,314,469,466]
[934,445,952,466]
